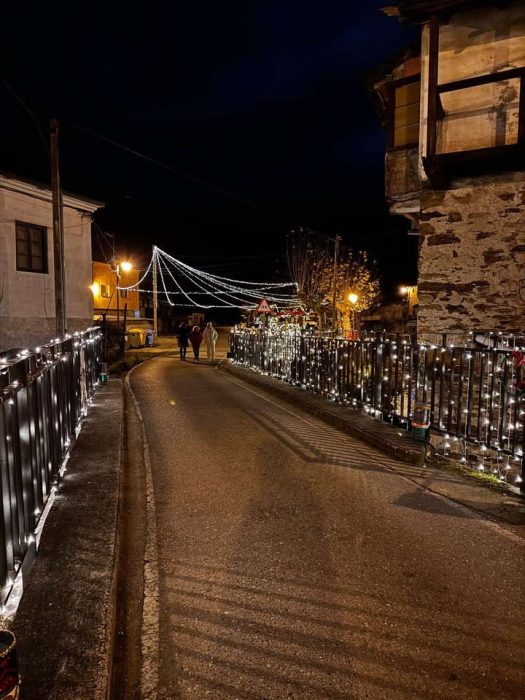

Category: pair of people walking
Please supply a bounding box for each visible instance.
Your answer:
[179,322,218,362]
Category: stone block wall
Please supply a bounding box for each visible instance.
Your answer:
[417,171,525,343]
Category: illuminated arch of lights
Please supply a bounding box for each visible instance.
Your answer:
[117,245,300,309]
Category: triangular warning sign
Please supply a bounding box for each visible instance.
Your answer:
[256,298,273,314]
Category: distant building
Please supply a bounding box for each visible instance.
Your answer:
[372,0,525,342]
[91,261,140,322]
[0,173,102,351]
[361,286,419,338]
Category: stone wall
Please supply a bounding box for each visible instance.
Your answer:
[385,147,420,202]
[417,171,525,343]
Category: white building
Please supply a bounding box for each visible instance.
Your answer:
[0,173,103,352]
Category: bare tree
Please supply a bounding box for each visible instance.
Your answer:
[287,229,379,329]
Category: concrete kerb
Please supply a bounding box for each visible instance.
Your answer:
[11,378,123,700]
[125,362,160,700]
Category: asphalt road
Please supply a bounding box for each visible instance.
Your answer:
[130,357,525,700]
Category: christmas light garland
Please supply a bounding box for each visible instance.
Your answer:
[116,245,301,309]
[230,327,525,487]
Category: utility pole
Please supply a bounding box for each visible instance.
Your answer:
[331,235,340,333]
[115,262,120,325]
[50,118,66,337]
[152,246,158,337]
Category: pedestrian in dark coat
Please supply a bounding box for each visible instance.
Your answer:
[178,322,190,361]
[189,325,203,361]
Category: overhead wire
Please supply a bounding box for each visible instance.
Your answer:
[64,119,301,229]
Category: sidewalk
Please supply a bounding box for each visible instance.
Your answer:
[11,379,123,699]
[221,363,525,530]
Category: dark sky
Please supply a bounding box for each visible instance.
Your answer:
[1,1,418,298]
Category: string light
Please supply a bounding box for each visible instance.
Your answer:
[116,245,300,309]
[230,328,525,486]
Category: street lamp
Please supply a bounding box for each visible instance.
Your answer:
[114,259,133,324]
[348,292,359,335]
[114,259,133,357]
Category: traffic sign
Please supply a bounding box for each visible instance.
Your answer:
[256,298,273,314]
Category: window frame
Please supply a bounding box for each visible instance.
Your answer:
[424,15,525,182]
[15,221,48,274]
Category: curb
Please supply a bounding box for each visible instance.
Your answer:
[126,363,160,700]
[220,362,425,467]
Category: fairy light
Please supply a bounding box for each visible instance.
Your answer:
[124,246,302,309]
[229,329,524,485]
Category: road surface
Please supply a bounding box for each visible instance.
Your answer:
[130,356,525,699]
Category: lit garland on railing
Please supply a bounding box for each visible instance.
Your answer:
[229,328,525,488]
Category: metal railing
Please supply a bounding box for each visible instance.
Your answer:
[0,329,102,596]
[230,329,525,485]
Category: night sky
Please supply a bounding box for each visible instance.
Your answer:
[1,1,418,299]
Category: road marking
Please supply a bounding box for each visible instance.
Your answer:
[127,364,160,700]
[221,371,525,547]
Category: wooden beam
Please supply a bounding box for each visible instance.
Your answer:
[386,79,396,149]
[518,75,525,145]
[438,67,525,94]
[426,15,440,161]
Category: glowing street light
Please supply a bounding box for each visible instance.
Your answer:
[348,293,359,334]
[113,259,133,331]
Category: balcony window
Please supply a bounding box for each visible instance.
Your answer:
[437,77,521,154]
[101,284,111,298]
[424,15,525,180]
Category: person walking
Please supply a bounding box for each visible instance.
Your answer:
[203,321,218,362]
[178,322,190,361]
[189,325,203,361]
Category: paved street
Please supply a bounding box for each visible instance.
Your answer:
[130,357,525,700]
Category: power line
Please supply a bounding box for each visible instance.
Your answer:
[0,75,49,155]
[64,119,301,229]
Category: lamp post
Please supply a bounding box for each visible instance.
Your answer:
[114,259,132,355]
[348,292,359,337]
[399,285,415,337]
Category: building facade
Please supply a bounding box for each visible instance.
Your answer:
[0,174,102,352]
[374,0,525,342]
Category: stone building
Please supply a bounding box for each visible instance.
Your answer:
[373,0,525,342]
[0,173,102,351]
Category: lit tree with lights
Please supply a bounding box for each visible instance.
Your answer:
[287,230,379,330]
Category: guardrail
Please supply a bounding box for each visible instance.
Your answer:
[230,329,525,486]
[0,329,102,599]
